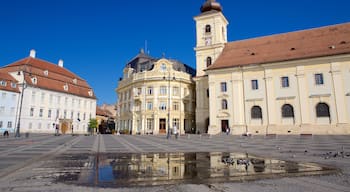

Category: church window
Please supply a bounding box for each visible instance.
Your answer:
[281,76,289,88]
[205,25,211,33]
[315,73,324,85]
[220,82,227,92]
[251,80,259,90]
[282,104,294,118]
[316,103,330,117]
[251,106,262,119]
[206,57,212,67]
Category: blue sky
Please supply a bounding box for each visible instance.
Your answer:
[0,0,349,105]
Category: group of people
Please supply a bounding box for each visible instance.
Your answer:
[167,125,179,139]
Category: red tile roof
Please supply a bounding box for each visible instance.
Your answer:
[0,71,20,93]
[207,22,350,70]
[1,57,96,99]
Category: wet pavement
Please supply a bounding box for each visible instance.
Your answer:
[0,134,349,191]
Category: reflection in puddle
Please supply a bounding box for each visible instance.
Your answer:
[54,152,336,187]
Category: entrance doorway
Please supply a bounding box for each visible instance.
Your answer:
[159,118,166,134]
[221,120,229,132]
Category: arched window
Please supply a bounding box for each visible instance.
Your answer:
[222,99,228,110]
[316,103,330,117]
[282,104,294,118]
[205,25,211,33]
[206,57,212,67]
[251,106,262,119]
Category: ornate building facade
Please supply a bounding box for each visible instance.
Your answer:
[195,0,350,135]
[116,50,196,135]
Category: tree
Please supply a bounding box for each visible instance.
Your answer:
[88,118,98,134]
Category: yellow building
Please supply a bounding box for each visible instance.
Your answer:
[195,0,350,135]
[116,50,196,135]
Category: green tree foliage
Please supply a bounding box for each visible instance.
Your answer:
[88,118,98,129]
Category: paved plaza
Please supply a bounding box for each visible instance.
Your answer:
[0,133,349,191]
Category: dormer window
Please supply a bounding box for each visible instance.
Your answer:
[43,70,49,76]
[73,78,77,84]
[11,82,17,88]
[31,77,38,85]
[205,25,211,33]
[0,80,6,86]
[88,90,93,96]
[63,84,69,91]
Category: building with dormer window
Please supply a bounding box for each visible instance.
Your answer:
[0,50,96,134]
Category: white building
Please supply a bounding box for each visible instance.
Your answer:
[0,50,97,134]
[0,72,20,135]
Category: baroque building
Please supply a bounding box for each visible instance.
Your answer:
[195,0,350,135]
[0,50,97,135]
[116,50,196,135]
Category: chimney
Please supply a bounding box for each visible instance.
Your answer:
[58,59,64,67]
[29,49,36,58]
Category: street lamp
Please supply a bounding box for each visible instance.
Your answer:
[15,72,27,138]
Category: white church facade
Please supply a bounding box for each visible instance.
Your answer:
[195,0,350,135]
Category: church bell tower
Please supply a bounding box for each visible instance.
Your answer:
[194,0,228,133]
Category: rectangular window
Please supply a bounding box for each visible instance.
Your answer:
[41,93,45,104]
[0,121,2,128]
[172,118,179,128]
[83,113,86,120]
[7,121,12,128]
[159,102,167,110]
[0,106,4,114]
[64,110,67,119]
[1,92,6,99]
[147,87,153,95]
[31,91,36,103]
[251,80,259,90]
[281,76,289,88]
[65,97,68,106]
[71,111,74,119]
[173,102,179,111]
[0,80,6,86]
[48,109,52,118]
[30,107,34,117]
[56,109,59,119]
[147,102,153,110]
[39,109,43,117]
[160,86,167,95]
[315,73,324,85]
[173,87,179,96]
[220,82,227,92]
[49,95,53,105]
[146,119,153,131]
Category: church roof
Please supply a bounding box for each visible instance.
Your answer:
[207,22,350,70]
[0,56,96,99]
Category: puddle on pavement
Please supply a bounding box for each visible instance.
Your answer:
[52,152,336,187]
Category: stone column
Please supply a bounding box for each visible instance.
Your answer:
[331,62,348,124]
[296,66,311,125]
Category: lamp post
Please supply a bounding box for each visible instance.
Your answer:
[15,75,26,138]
